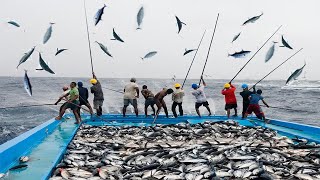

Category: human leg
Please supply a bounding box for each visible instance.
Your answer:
[132,99,138,117]
[178,103,183,116]
[172,102,178,118]
[161,100,168,118]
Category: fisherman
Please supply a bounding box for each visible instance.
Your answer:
[77,81,93,116]
[154,88,174,118]
[54,85,70,116]
[191,76,211,117]
[244,89,270,123]
[141,85,156,117]
[240,84,256,119]
[221,82,237,118]
[90,73,104,116]
[171,83,185,118]
[55,82,81,124]
[123,78,139,117]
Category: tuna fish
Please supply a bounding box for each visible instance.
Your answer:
[111,28,124,42]
[96,41,113,58]
[23,70,32,96]
[280,35,293,49]
[17,47,35,69]
[175,16,186,34]
[232,32,241,43]
[242,13,263,25]
[39,53,55,74]
[136,6,144,30]
[141,51,157,60]
[183,49,197,56]
[43,23,54,44]
[265,42,277,62]
[8,21,20,27]
[9,164,28,170]
[228,50,251,58]
[55,48,68,56]
[94,4,106,26]
[286,62,306,85]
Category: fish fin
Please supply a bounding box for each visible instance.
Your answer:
[140,57,144,61]
[57,48,59,51]
[36,68,44,71]
[182,22,186,25]
[136,27,141,30]
[110,38,116,40]
[279,46,285,47]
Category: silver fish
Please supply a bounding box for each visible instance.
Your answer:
[232,32,241,43]
[94,4,106,26]
[136,6,144,30]
[43,23,54,44]
[280,35,293,49]
[96,41,113,58]
[111,28,124,42]
[286,62,306,85]
[141,51,157,60]
[265,42,276,62]
[39,53,55,74]
[243,13,263,25]
[55,48,68,56]
[183,49,197,56]
[17,47,35,69]
[175,16,186,34]
[23,70,32,96]
[8,21,20,27]
[228,50,251,58]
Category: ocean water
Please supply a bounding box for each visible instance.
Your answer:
[0,77,319,144]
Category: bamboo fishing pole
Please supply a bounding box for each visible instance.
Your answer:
[229,25,282,83]
[251,48,303,88]
[199,13,220,85]
[83,0,95,76]
[181,30,206,88]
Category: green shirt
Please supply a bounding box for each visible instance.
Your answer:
[69,87,79,101]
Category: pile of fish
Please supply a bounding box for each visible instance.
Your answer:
[50,121,320,180]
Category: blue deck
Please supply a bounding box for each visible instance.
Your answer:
[0,114,319,180]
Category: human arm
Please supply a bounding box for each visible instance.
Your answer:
[135,87,139,98]
[92,72,97,80]
[86,89,89,99]
[201,76,207,86]
[55,92,69,105]
[68,94,79,102]
[262,100,269,108]
[252,85,256,94]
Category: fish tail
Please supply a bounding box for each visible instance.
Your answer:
[140,57,144,60]
[182,22,186,26]
[136,27,141,30]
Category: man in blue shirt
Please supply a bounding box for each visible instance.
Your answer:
[244,89,270,123]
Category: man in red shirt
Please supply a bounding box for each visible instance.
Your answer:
[221,82,237,118]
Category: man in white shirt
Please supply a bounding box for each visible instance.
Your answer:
[123,78,139,117]
[191,77,211,117]
[172,83,185,118]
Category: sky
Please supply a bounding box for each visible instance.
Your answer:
[0,0,319,80]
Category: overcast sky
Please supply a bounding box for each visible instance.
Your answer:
[0,0,319,80]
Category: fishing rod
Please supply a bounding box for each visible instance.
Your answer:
[181,30,206,88]
[260,105,311,113]
[0,103,62,110]
[229,25,282,83]
[83,0,95,76]
[199,13,220,85]
[102,87,124,94]
[251,48,303,88]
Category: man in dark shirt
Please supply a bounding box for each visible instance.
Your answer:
[240,84,256,119]
[90,73,104,116]
[77,81,93,115]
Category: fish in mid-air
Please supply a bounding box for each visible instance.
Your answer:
[141,51,157,60]
[8,21,20,27]
[232,32,241,43]
[280,35,293,49]
[94,4,106,26]
[23,70,32,96]
[286,62,306,85]
[265,42,277,62]
[183,49,197,56]
[136,6,144,30]
[96,41,113,57]
[43,23,54,44]
[175,16,186,33]
[111,28,124,42]
[228,50,251,58]
[39,53,55,74]
[17,47,36,69]
[55,48,68,56]
[242,13,263,25]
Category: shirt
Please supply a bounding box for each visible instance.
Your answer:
[240,88,255,104]
[172,89,185,103]
[124,82,139,99]
[141,89,154,99]
[249,94,263,105]
[59,90,70,100]
[221,84,237,104]
[90,81,104,101]
[78,87,89,103]
[69,87,79,101]
[192,86,207,103]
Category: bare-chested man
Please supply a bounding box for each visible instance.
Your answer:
[154,88,174,118]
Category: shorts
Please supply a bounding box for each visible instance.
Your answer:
[79,100,89,106]
[65,100,80,110]
[195,101,209,109]
[124,99,137,107]
[145,98,155,107]
[225,103,237,110]
[246,104,264,116]
[93,100,104,109]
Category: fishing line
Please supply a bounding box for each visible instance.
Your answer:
[0,103,62,110]
[230,25,282,83]
[199,13,220,85]
[181,30,206,88]
[83,0,95,75]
